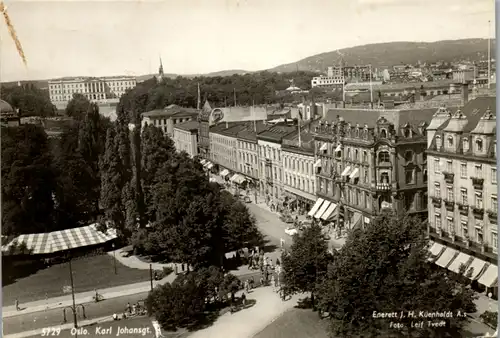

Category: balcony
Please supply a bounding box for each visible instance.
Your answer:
[472,206,484,218]
[376,182,391,191]
[457,203,469,215]
[431,196,442,207]
[444,200,455,211]
[487,209,498,220]
[442,172,454,184]
[471,177,484,190]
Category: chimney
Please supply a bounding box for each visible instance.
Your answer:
[462,82,469,105]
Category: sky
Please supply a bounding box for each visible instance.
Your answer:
[0,0,495,82]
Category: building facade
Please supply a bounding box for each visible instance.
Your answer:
[173,120,199,158]
[257,124,297,204]
[310,107,433,231]
[142,105,199,137]
[210,123,248,174]
[48,76,136,104]
[282,129,317,212]
[426,96,497,296]
[236,122,268,186]
[197,101,214,161]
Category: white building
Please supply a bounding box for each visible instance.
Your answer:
[173,120,199,158]
[48,76,137,104]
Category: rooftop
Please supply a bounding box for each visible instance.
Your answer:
[434,96,496,133]
[345,79,455,92]
[174,120,199,132]
[257,123,297,143]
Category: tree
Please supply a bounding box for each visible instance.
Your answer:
[281,223,333,309]
[1,84,55,117]
[141,124,175,224]
[65,93,91,120]
[315,214,476,337]
[1,125,56,235]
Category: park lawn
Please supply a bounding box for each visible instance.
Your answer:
[3,254,152,306]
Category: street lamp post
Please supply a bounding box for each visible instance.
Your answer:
[149,264,154,291]
[68,259,78,328]
[112,243,117,275]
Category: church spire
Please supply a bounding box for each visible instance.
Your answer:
[157,56,164,83]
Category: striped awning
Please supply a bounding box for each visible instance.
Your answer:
[206,162,214,169]
[308,198,324,217]
[466,258,488,280]
[2,223,117,255]
[220,169,230,177]
[200,159,207,165]
[315,200,331,219]
[341,166,352,177]
[427,241,445,261]
[320,203,337,221]
[478,264,498,288]
[447,252,472,274]
[435,247,458,268]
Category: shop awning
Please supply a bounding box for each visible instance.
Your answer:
[341,166,352,177]
[313,159,321,168]
[466,258,488,280]
[200,159,207,165]
[308,198,325,217]
[447,252,472,274]
[220,169,229,177]
[427,241,445,261]
[320,202,338,221]
[206,162,214,169]
[231,174,246,185]
[478,264,498,288]
[349,168,359,179]
[335,144,341,152]
[315,200,331,219]
[319,143,327,151]
[435,247,458,268]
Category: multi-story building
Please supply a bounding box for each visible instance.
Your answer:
[48,76,136,104]
[282,128,317,213]
[173,120,199,158]
[311,65,373,89]
[426,96,497,297]
[141,105,199,138]
[236,122,269,188]
[197,101,214,161]
[209,122,248,175]
[257,124,297,204]
[309,107,435,231]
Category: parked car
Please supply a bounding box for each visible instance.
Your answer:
[285,227,298,236]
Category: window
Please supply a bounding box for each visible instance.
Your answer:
[475,192,483,209]
[423,169,428,183]
[492,195,498,213]
[460,163,467,178]
[436,136,442,149]
[365,192,370,209]
[492,167,497,184]
[446,160,452,172]
[355,149,359,162]
[476,138,483,152]
[435,214,442,228]
[404,150,413,164]
[380,129,387,138]
[380,172,390,184]
[363,151,368,163]
[364,169,369,184]
[347,149,351,160]
[447,186,454,201]
[405,170,415,184]
[434,159,440,173]
[476,226,483,243]
[447,217,454,233]
[447,135,454,147]
[490,231,498,256]
[435,183,441,198]
[475,164,483,178]
[461,188,468,205]
[461,220,468,237]
[378,151,390,163]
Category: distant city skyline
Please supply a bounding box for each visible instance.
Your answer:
[0,0,495,82]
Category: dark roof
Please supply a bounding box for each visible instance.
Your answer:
[257,123,297,143]
[237,121,270,142]
[438,96,496,132]
[174,120,199,132]
[209,122,246,136]
[345,79,455,92]
[142,106,200,118]
[171,111,198,118]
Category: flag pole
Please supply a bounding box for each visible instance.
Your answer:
[488,20,491,89]
[369,64,373,103]
[253,98,256,132]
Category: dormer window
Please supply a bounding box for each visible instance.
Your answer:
[463,138,469,152]
[404,127,411,138]
[447,135,454,147]
[436,136,442,149]
[476,138,483,152]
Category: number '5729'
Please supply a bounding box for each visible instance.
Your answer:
[41,327,61,336]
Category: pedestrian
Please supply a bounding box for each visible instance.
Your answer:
[15,298,20,311]
[241,292,247,306]
[260,276,264,286]
[271,275,276,291]
[274,275,279,289]
[126,302,131,314]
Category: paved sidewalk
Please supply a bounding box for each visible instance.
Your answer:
[190,286,306,338]
[471,292,498,318]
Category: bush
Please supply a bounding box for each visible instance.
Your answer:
[480,311,498,329]
[153,266,174,279]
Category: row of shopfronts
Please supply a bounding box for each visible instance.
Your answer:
[428,240,498,297]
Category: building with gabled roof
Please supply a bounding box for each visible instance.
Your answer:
[426,96,497,298]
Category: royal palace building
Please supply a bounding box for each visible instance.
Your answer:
[426,96,498,297]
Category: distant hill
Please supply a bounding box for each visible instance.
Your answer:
[267,38,496,73]
[136,69,248,82]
